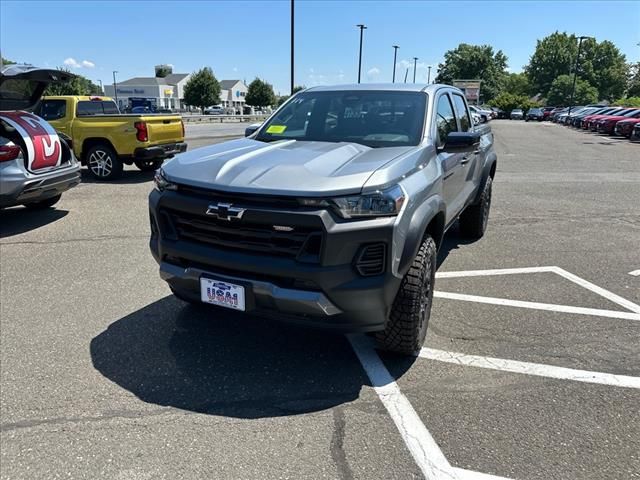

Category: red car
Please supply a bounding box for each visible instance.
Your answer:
[542,106,555,120]
[614,117,640,137]
[596,109,640,134]
[582,107,628,130]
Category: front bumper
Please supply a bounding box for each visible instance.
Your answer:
[0,160,81,208]
[134,142,187,160]
[148,188,403,332]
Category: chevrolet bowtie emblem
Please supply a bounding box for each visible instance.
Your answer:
[206,202,245,221]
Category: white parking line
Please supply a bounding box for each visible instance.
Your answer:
[434,291,640,321]
[436,266,556,279]
[348,335,513,480]
[549,267,640,314]
[419,348,640,389]
[629,270,640,277]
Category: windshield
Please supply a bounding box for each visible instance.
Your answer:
[255,90,427,148]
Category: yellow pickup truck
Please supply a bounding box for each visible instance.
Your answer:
[36,96,187,180]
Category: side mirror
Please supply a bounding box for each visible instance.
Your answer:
[244,123,262,137]
[440,131,481,153]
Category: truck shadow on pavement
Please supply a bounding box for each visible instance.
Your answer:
[0,207,68,238]
[436,224,476,268]
[91,295,415,418]
[80,168,157,185]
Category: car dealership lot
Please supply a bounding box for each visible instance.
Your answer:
[1,121,638,479]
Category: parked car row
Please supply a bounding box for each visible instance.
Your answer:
[553,104,640,141]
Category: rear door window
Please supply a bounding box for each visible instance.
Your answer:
[37,99,67,120]
[435,94,457,147]
[451,94,471,132]
[77,101,103,116]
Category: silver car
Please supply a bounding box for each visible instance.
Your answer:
[0,65,80,209]
[510,109,524,120]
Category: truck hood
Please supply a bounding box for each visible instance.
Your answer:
[162,138,414,196]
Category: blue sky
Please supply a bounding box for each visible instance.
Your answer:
[2,0,639,94]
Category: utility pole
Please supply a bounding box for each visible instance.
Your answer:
[568,36,591,115]
[290,0,294,94]
[97,79,103,93]
[112,71,118,105]
[392,45,399,83]
[413,57,418,83]
[427,66,432,84]
[404,68,408,83]
[356,24,367,83]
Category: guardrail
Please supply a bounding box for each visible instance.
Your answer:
[181,114,269,124]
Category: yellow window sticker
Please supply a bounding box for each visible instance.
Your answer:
[266,125,287,134]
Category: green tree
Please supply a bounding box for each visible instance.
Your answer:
[1,56,16,66]
[625,62,640,97]
[183,67,221,113]
[155,67,171,78]
[43,68,101,96]
[502,72,531,96]
[612,96,640,107]
[434,44,508,101]
[546,74,598,106]
[246,78,277,108]
[489,92,539,114]
[526,32,627,100]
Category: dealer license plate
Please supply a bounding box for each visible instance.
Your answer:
[200,278,245,311]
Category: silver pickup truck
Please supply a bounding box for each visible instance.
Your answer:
[149,84,497,355]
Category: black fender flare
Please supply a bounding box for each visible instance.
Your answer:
[472,151,497,205]
[397,195,446,275]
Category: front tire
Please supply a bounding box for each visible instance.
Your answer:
[375,235,437,356]
[459,175,492,239]
[134,159,164,171]
[23,194,62,210]
[85,144,122,180]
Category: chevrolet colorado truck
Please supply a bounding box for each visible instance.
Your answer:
[36,95,187,180]
[149,84,497,355]
[1,65,80,210]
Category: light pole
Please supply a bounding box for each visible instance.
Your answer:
[568,36,592,115]
[112,71,118,105]
[392,45,399,83]
[356,24,367,83]
[290,0,294,95]
[413,57,418,83]
[427,66,432,84]
[97,79,103,93]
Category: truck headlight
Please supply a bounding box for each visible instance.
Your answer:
[330,185,405,219]
[153,169,177,192]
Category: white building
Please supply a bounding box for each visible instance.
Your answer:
[218,80,248,110]
[104,73,191,111]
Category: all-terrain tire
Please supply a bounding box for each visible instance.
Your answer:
[459,175,492,239]
[375,235,437,355]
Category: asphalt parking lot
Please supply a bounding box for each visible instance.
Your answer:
[1,120,639,480]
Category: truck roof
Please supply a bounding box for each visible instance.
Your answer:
[304,83,452,94]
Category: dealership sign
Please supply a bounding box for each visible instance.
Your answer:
[453,80,481,103]
[116,88,146,95]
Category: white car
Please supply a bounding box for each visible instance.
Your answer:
[469,105,491,123]
[510,109,524,120]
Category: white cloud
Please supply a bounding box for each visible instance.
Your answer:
[63,57,80,68]
[367,67,381,80]
[63,57,96,69]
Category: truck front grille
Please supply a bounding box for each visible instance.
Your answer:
[161,208,322,262]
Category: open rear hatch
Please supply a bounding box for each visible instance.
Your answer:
[0,65,75,173]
